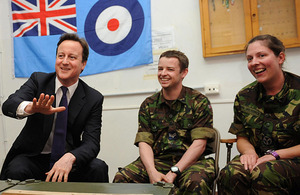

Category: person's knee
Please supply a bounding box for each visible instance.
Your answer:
[219,168,236,183]
[113,171,126,183]
[113,160,149,183]
[90,159,109,182]
[180,171,212,194]
[218,168,227,184]
[113,168,131,183]
[186,179,206,191]
[179,178,211,194]
[72,158,109,182]
[5,159,32,180]
[218,167,251,195]
[251,165,287,193]
[91,159,108,173]
[5,167,26,180]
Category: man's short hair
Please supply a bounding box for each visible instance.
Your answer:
[56,33,89,63]
[159,50,189,72]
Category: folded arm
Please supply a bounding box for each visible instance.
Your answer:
[163,139,207,183]
[139,142,166,184]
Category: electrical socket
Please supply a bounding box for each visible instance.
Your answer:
[204,84,219,95]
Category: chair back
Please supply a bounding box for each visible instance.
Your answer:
[206,128,220,195]
[207,128,220,173]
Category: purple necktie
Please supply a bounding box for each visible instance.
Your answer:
[50,86,68,168]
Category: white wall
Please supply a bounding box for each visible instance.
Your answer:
[1,0,299,182]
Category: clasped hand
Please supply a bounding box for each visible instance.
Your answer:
[149,170,177,184]
[240,153,276,172]
[25,93,66,115]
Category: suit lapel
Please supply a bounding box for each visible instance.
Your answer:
[42,74,56,144]
[68,81,86,126]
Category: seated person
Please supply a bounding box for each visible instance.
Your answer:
[0,33,108,182]
[218,34,300,194]
[113,50,216,194]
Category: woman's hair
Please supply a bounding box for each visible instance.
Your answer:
[245,34,285,57]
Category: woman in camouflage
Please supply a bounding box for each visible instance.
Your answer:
[218,34,300,194]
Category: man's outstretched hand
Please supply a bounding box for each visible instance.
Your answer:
[25,93,66,115]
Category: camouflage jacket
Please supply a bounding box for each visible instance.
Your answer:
[134,86,214,158]
[229,71,300,156]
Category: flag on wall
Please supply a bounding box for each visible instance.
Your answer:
[11,0,152,77]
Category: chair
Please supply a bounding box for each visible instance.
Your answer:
[214,138,237,194]
[206,128,220,195]
[220,138,237,164]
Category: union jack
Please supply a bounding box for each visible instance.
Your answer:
[12,0,77,37]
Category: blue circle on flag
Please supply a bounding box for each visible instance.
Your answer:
[84,0,145,56]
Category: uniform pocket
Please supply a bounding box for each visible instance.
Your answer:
[276,115,300,148]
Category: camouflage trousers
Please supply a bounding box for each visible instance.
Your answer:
[113,155,216,195]
[218,155,300,195]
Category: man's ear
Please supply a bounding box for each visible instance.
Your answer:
[278,52,285,67]
[81,61,87,73]
[181,68,188,80]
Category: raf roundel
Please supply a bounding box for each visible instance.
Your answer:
[84,0,145,56]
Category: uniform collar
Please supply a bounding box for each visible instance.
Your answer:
[258,72,289,104]
[158,86,187,106]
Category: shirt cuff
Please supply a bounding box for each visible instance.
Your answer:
[16,101,33,118]
[134,132,153,146]
[191,127,215,142]
[229,123,247,136]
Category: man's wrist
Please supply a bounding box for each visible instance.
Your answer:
[17,101,33,117]
[170,166,181,176]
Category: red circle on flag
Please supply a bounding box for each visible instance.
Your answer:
[107,18,119,31]
[84,0,145,56]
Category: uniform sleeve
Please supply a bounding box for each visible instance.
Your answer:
[190,96,214,141]
[229,94,248,137]
[134,100,154,146]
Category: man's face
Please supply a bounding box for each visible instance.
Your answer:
[157,57,187,90]
[55,40,86,87]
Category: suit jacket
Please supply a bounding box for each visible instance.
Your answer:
[0,72,104,179]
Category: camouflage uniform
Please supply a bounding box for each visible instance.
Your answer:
[219,71,300,195]
[114,86,216,194]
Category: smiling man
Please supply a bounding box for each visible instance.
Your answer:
[113,50,216,194]
[0,33,108,183]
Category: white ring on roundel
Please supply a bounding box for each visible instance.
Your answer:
[95,6,132,44]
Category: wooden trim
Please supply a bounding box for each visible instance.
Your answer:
[199,0,300,57]
[294,0,300,43]
[244,0,253,42]
[220,139,237,144]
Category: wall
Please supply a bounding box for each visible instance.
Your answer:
[1,0,299,182]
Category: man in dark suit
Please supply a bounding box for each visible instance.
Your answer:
[0,33,108,182]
